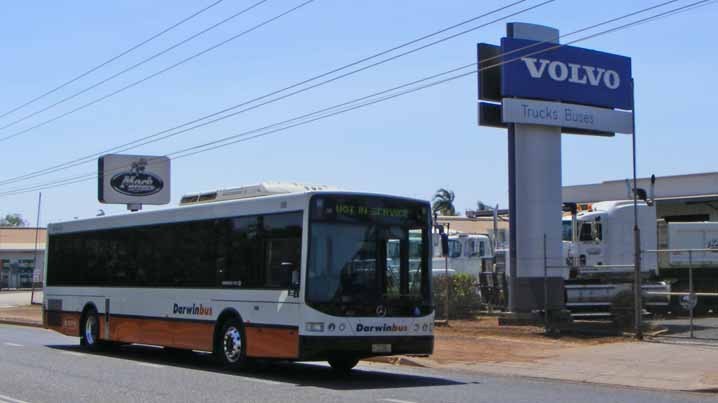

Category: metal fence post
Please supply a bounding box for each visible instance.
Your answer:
[543,234,549,333]
[689,250,694,339]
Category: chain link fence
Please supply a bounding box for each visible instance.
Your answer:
[645,249,718,342]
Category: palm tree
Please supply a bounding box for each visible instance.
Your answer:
[476,201,494,211]
[0,213,27,227]
[432,188,457,216]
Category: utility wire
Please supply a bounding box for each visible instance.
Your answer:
[1,0,711,198]
[0,0,683,188]
[0,0,546,187]
[0,0,225,122]
[0,0,268,134]
[0,0,315,144]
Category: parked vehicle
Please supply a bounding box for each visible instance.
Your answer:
[431,233,494,277]
[564,200,718,314]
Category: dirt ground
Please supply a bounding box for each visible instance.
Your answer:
[0,304,42,325]
[429,317,627,365]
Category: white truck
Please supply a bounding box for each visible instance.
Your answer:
[432,233,493,277]
[564,200,718,314]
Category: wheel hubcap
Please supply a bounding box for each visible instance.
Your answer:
[85,316,97,345]
[223,326,242,363]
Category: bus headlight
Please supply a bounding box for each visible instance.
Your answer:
[305,322,325,332]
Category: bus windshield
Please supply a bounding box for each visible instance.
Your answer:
[307,195,431,317]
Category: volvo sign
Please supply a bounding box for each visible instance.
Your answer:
[98,154,171,209]
[500,38,632,110]
[476,22,636,314]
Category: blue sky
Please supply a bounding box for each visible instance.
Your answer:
[0,0,716,225]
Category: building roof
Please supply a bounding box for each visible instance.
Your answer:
[0,228,46,252]
[562,172,718,204]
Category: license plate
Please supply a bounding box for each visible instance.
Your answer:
[372,344,392,353]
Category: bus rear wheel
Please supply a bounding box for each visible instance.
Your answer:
[328,357,359,374]
[80,309,102,351]
[215,318,248,369]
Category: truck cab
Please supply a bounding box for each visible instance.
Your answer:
[432,233,493,277]
[564,201,658,279]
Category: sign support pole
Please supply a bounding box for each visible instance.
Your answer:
[631,78,643,339]
[507,23,563,313]
[507,124,517,312]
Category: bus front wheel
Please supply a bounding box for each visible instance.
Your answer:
[215,318,248,369]
[328,357,359,374]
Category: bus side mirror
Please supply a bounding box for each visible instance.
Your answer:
[441,234,449,257]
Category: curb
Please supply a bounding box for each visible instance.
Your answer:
[0,319,43,328]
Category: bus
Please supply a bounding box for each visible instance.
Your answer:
[43,185,434,372]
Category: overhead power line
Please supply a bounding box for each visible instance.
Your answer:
[1,0,712,198]
[0,0,225,122]
[0,0,547,187]
[0,0,268,134]
[0,0,315,144]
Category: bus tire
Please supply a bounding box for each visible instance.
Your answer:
[215,318,248,369]
[80,308,102,351]
[328,357,359,374]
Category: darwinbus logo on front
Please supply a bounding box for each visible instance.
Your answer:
[356,323,408,332]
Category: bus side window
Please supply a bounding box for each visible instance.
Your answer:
[263,213,302,288]
[225,216,262,288]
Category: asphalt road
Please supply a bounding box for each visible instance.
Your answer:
[0,324,711,403]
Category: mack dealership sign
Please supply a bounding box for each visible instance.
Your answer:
[98,154,171,206]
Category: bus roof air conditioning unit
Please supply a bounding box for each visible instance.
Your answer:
[179,181,339,205]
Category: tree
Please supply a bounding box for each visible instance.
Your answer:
[432,188,457,216]
[476,201,494,212]
[0,214,28,227]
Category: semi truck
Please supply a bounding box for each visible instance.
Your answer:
[564,200,718,314]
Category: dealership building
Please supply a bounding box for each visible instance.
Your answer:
[563,171,718,222]
[0,227,46,289]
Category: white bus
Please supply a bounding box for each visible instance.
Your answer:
[43,186,434,372]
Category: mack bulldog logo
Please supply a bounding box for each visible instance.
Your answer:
[110,159,164,196]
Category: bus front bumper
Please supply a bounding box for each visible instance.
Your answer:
[298,335,434,361]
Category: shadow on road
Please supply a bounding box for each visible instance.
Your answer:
[46,343,466,390]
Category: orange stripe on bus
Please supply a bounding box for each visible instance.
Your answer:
[245,326,299,359]
[44,311,81,337]
[108,316,214,351]
[46,312,299,358]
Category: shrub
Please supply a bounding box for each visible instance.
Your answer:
[432,273,481,319]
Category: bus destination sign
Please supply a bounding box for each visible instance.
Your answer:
[335,204,410,219]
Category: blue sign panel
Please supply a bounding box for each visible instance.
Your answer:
[501,38,632,110]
